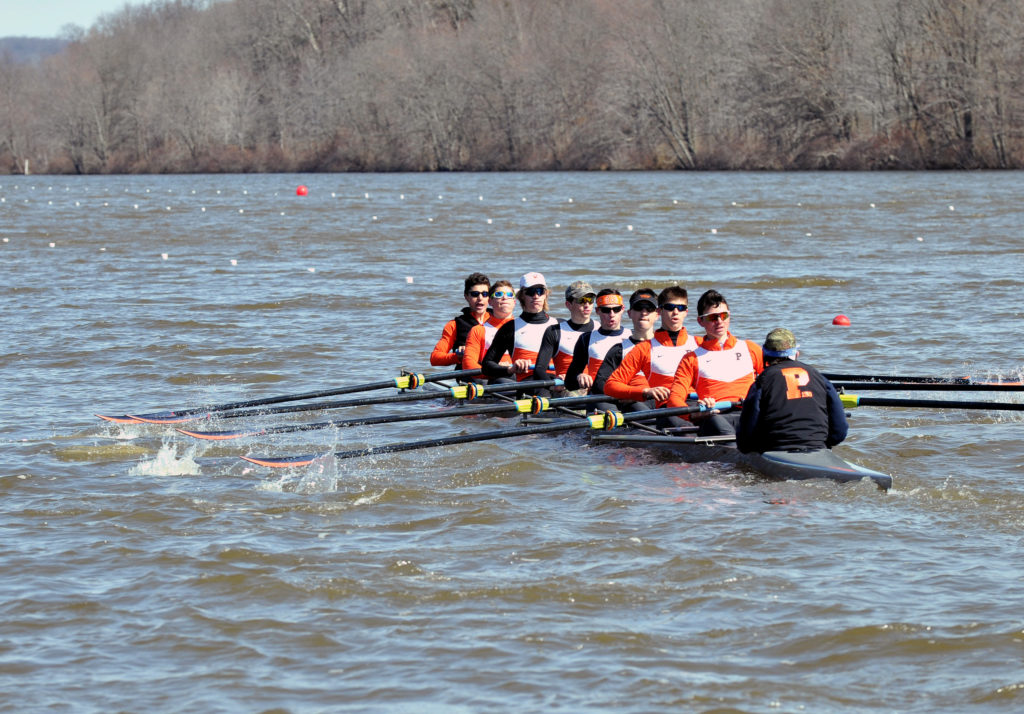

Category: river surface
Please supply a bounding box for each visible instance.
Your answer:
[2,172,1022,713]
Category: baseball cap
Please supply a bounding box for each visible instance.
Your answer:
[564,280,596,301]
[762,328,799,358]
[519,271,547,288]
[628,289,658,310]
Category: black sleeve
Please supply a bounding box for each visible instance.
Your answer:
[563,333,593,390]
[481,322,515,378]
[532,324,561,382]
[824,379,849,447]
[591,342,623,396]
[735,378,763,453]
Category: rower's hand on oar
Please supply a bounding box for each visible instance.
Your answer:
[576,373,594,389]
[642,386,671,403]
[698,396,718,409]
[510,359,533,374]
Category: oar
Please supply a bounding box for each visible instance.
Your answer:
[132,379,561,424]
[177,394,611,441]
[240,402,736,468]
[824,372,1022,386]
[831,381,1024,392]
[96,368,484,424]
[840,394,1024,411]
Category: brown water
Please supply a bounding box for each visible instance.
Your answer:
[2,172,1023,712]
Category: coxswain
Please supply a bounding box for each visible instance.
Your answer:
[563,288,630,394]
[553,280,597,377]
[430,272,491,368]
[604,285,701,409]
[666,289,764,436]
[481,272,560,396]
[736,328,848,453]
[461,280,516,379]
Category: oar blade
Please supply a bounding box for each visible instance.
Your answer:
[128,412,210,425]
[95,413,143,424]
[177,427,265,441]
[241,453,324,468]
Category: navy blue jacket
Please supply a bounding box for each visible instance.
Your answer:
[737,358,847,453]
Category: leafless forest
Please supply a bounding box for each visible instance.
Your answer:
[2,0,1023,174]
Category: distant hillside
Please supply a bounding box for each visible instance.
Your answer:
[0,37,67,63]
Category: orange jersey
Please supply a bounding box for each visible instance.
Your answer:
[604,329,699,405]
[430,310,487,367]
[667,333,764,406]
[462,314,512,373]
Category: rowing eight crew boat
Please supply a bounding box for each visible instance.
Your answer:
[98,368,1024,492]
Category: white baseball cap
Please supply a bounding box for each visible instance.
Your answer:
[519,271,547,288]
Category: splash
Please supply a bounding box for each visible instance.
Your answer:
[130,442,201,476]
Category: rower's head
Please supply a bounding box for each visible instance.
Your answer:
[657,286,688,332]
[564,280,596,323]
[595,289,624,330]
[518,271,549,313]
[627,288,658,332]
[489,280,516,319]
[464,272,491,315]
[762,327,800,365]
[696,289,730,342]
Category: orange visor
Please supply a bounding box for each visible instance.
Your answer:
[596,293,623,308]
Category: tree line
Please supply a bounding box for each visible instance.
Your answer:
[2,0,1022,174]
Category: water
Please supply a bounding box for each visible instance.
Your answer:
[2,172,1023,712]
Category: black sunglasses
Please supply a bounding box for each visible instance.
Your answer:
[522,286,547,297]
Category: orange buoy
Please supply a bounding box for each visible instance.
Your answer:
[296,185,308,196]
[832,315,851,326]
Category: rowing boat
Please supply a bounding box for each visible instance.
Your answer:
[590,433,893,490]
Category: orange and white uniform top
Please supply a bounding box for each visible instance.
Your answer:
[462,314,513,374]
[604,329,700,405]
[429,308,487,368]
[481,311,560,383]
[584,327,633,379]
[667,333,764,407]
[554,319,595,377]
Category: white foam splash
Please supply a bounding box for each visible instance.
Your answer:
[131,443,201,476]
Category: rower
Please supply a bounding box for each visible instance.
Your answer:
[666,289,764,436]
[481,271,560,396]
[604,285,701,411]
[462,280,516,380]
[563,289,631,397]
[736,328,848,453]
[590,288,660,402]
[430,272,491,369]
[554,280,597,378]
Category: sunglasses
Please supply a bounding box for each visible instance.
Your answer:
[467,290,490,298]
[660,303,688,312]
[630,303,657,313]
[522,286,547,297]
[573,296,595,305]
[490,290,515,298]
[598,306,623,314]
[699,312,730,322]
